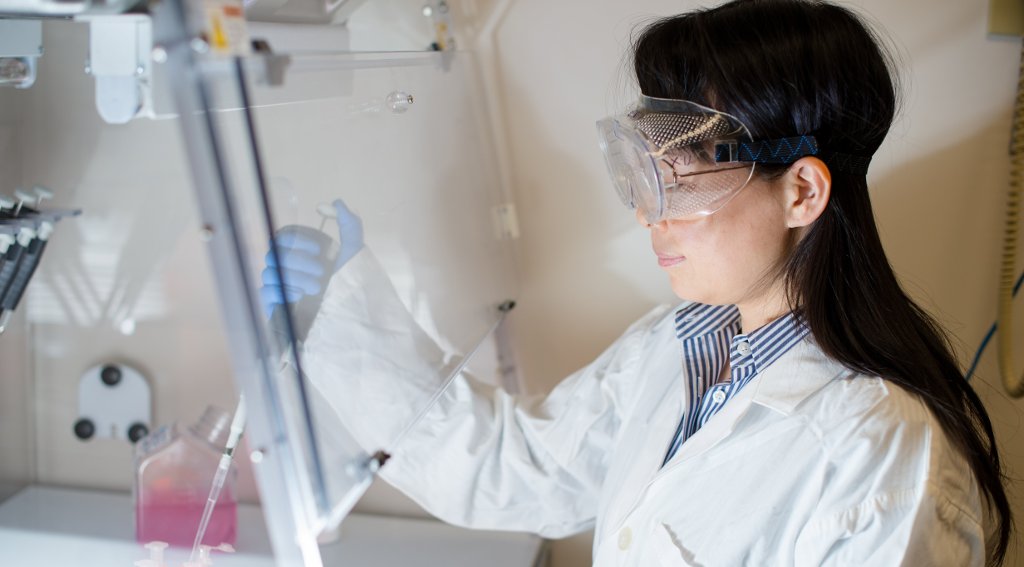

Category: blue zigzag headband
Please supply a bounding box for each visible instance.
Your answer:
[714,135,871,175]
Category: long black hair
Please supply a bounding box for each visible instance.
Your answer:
[632,0,1012,563]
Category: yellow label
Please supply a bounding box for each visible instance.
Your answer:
[210,13,228,50]
[202,0,251,55]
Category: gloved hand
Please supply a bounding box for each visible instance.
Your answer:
[260,199,364,318]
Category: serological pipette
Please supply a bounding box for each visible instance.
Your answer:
[0,231,15,296]
[0,188,54,333]
[0,224,34,307]
[189,395,246,562]
[0,219,51,334]
[0,196,15,219]
[0,191,35,299]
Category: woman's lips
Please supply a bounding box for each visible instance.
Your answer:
[657,254,685,268]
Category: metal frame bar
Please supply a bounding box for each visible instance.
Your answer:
[152,1,322,564]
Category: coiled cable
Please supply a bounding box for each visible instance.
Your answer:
[995,37,1024,398]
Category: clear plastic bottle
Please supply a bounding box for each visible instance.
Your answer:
[134,406,238,548]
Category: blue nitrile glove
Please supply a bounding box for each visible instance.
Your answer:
[260,199,364,318]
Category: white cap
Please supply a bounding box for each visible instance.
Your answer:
[0,234,14,253]
[198,542,235,565]
[16,226,35,246]
[37,220,55,241]
[143,540,168,565]
[316,203,338,219]
[14,188,34,203]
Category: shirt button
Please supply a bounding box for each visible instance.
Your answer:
[618,527,632,550]
[712,390,727,403]
[737,341,751,355]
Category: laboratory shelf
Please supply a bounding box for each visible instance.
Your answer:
[0,485,548,566]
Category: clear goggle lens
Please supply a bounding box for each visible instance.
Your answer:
[596,98,756,223]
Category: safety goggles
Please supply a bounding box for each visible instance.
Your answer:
[596,96,825,223]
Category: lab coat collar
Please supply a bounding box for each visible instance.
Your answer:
[607,325,850,534]
[749,336,853,416]
[661,336,847,473]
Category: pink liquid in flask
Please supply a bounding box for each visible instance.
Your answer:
[136,494,237,548]
[134,407,238,548]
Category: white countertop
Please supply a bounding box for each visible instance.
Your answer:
[0,485,547,566]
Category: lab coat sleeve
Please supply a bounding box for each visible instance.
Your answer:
[792,384,986,566]
[300,248,667,538]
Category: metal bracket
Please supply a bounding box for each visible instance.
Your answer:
[251,39,291,87]
[74,362,153,444]
[0,19,43,89]
[81,14,155,124]
[424,0,456,72]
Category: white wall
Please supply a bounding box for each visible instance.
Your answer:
[489,0,1024,565]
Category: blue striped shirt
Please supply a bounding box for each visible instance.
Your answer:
[662,303,810,465]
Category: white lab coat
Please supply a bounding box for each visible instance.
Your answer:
[302,249,987,566]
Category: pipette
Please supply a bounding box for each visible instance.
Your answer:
[0,224,34,304]
[189,395,246,562]
[0,187,51,333]
[0,217,51,334]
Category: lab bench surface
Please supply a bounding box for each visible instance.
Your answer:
[0,485,549,566]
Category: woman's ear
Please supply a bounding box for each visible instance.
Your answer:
[782,156,832,228]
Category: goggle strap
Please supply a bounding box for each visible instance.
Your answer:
[715,136,871,175]
[715,136,819,164]
[819,151,873,175]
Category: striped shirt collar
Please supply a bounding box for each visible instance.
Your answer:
[674,302,810,376]
[675,303,741,341]
[662,303,811,465]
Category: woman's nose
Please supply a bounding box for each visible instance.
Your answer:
[636,209,667,230]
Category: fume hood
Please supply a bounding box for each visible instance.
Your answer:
[0,0,541,565]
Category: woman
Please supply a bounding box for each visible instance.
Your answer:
[269,0,1013,564]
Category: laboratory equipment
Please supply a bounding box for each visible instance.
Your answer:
[0,186,81,334]
[993,3,1024,398]
[134,406,238,549]
[0,19,42,90]
[73,363,152,443]
[190,396,246,562]
[141,540,168,567]
[262,200,368,349]
[0,0,539,564]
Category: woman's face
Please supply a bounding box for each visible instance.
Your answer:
[641,174,793,309]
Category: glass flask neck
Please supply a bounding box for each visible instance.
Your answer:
[188,406,231,449]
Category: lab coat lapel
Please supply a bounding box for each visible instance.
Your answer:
[662,338,845,471]
[601,330,689,535]
[658,374,757,472]
[600,337,850,549]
